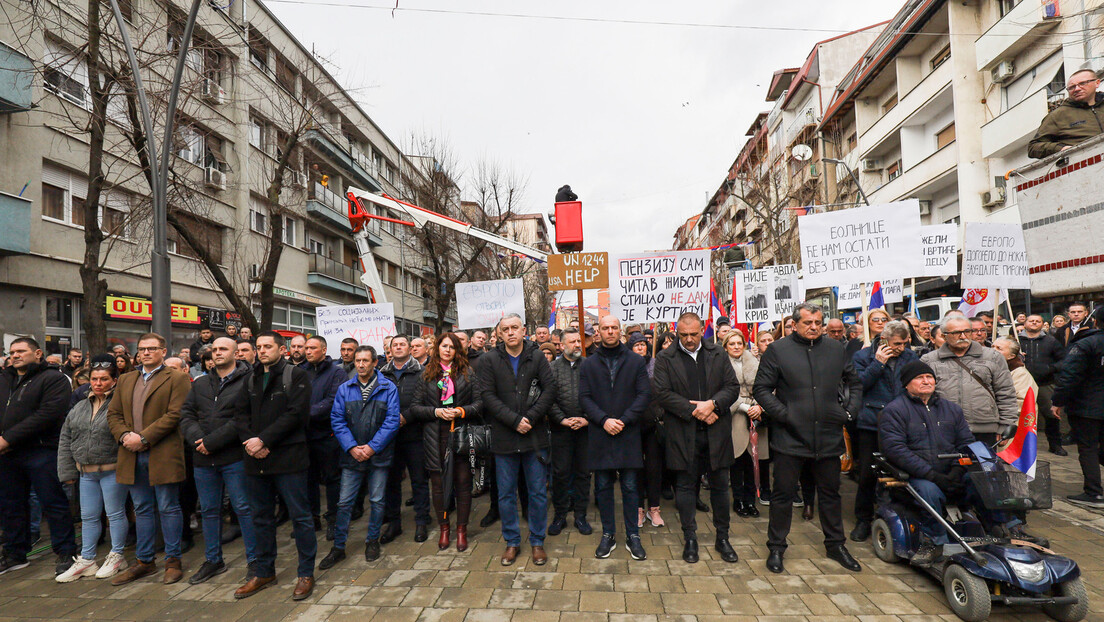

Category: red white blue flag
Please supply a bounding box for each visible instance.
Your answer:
[998,386,1038,481]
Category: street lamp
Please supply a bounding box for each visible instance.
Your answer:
[822,158,870,207]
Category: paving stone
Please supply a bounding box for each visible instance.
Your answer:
[624,592,664,615]
[463,572,516,589]
[436,587,494,608]
[328,605,382,622]
[828,594,882,616]
[317,585,371,605]
[579,590,626,613]
[402,587,446,607]
[558,613,609,622]
[609,615,656,622]
[661,592,722,615]
[511,611,561,622]
[368,606,425,622]
[753,593,812,616]
[803,574,866,593]
[716,593,764,616]
[533,589,580,612]
[512,572,562,590]
[798,593,844,616]
[561,573,614,592]
[384,569,440,587]
[865,593,923,616]
[235,602,298,622]
[417,608,468,622]
[359,586,412,606]
[488,588,536,609]
[464,609,513,622]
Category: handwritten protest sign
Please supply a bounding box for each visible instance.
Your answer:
[799,200,923,289]
[547,252,609,291]
[316,303,396,352]
[609,250,710,323]
[733,269,775,323]
[921,224,958,277]
[455,278,526,329]
[837,280,902,310]
[768,264,801,318]
[962,222,1030,290]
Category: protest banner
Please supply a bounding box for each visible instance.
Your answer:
[609,249,710,323]
[920,224,958,278]
[733,269,775,323]
[798,200,924,289]
[837,280,902,309]
[962,222,1031,290]
[768,264,801,318]
[547,252,609,291]
[316,303,396,352]
[455,278,526,329]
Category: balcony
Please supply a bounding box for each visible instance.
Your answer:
[305,182,382,246]
[0,42,33,114]
[859,60,952,156]
[307,252,368,297]
[785,106,818,146]
[975,1,1061,72]
[0,191,30,254]
[303,129,382,192]
[870,140,957,203]
[981,87,1048,159]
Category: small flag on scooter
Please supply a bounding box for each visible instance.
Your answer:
[997,386,1038,481]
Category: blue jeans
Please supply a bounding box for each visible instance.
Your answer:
[595,469,639,537]
[911,476,1017,544]
[78,470,129,559]
[333,467,388,549]
[245,470,316,578]
[495,450,549,547]
[194,461,258,565]
[127,452,183,562]
[0,447,76,560]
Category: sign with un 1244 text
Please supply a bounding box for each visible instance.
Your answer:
[316,303,396,352]
[547,252,609,291]
[798,200,923,289]
[609,249,710,323]
[455,278,526,329]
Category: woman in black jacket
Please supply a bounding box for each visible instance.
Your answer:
[410,333,482,552]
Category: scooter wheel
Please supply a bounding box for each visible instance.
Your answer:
[1043,577,1088,622]
[943,564,991,622]
[870,518,899,563]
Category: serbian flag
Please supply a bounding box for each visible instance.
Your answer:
[998,386,1038,480]
[547,296,557,329]
[869,281,885,310]
[959,288,1008,316]
[704,279,721,340]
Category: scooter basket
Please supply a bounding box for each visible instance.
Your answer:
[968,460,1052,511]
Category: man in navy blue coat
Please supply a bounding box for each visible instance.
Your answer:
[579,316,651,561]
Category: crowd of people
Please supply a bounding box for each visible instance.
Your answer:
[0,298,1102,599]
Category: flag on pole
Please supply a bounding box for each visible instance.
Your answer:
[958,288,1007,317]
[547,295,558,329]
[869,281,885,310]
[997,387,1038,480]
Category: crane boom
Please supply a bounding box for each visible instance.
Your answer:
[345,186,548,305]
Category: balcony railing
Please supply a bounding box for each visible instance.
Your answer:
[310,182,344,215]
[309,252,365,292]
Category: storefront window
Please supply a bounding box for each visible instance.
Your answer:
[46,297,74,328]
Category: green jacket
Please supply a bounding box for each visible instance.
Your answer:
[1028,93,1104,159]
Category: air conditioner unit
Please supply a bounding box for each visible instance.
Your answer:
[982,186,1006,208]
[919,200,932,216]
[861,158,883,172]
[991,60,1015,84]
[249,264,261,280]
[201,77,225,104]
[205,166,226,190]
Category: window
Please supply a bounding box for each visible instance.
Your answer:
[999,0,1022,16]
[204,135,228,171]
[46,297,74,329]
[42,184,66,221]
[882,92,898,114]
[44,39,88,108]
[248,31,269,73]
[175,124,203,165]
[101,192,130,237]
[275,56,296,93]
[117,0,134,21]
[283,215,297,246]
[308,237,325,255]
[930,45,951,71]
[106,83,131,128]
[846,132,857,152]
[250,198,268,234]
[936,122,956,149]
[41,164,88,226]
[167,210,222,263]
[388,264,399,286]
[248,117,264,149]
[269,302,315,333]
[886,161,902,181]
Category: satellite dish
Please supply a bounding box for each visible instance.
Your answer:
[791,144,813,161]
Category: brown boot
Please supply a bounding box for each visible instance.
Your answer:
[234,575,276,600]
[456,525,468,552]
[163,557,183,584]
[111,559,156,586]
[292,576,314,601]
[501,546,520,566]
[438,523,450,550]
[531,545,548,566]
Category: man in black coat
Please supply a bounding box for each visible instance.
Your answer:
[0,337,76,576]
[1052,308,1104,508]
[179,337,258,584]
[579,316,651,561]
[378,335,431,544]
[754,303,863,574]
[653,312,740,564]
[1019,314,1066,455]
[476,313,556,567]
[547,328,592,537]
[233,332,317,601]
[299,336,347,536]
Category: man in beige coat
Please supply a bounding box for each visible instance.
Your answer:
[107,333,192,586]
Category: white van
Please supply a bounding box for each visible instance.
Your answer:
[914,296,960,323]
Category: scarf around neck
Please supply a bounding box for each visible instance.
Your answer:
[438,363,455,405]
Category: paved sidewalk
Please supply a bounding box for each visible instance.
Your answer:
[1,448,1101,622]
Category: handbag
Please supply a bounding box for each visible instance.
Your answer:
[453,422,492,460]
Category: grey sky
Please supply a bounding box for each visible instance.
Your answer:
[266,0,899,256]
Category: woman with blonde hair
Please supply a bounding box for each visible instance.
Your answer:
[723,331,767,517]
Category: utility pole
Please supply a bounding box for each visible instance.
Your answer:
[106,0,204,338]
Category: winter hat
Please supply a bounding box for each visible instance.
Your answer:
[899,361,936,388]
[627,333,648,347]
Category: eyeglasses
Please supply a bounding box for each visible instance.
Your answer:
[91,361,114,369]
[136,346,164,353]
[945,330,971,337]
[869,317,888,323]
[1067,78,1099,91]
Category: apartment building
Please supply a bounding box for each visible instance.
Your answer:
[0,0,437,352]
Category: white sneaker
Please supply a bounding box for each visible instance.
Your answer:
[95,552,128,579]
[56,557,98,583]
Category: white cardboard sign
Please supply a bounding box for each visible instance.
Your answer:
[768,264,801,319]
[962,222,1031,290]
[837,280,902,310]
[316,303,396,352]
[799,200,924,289]
[609,249,710,323]
[921,224,958,277]
[455,278,527,329]
[733,269,775,324]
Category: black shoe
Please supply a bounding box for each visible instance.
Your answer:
[188,560,226,585]
[714,537,739,563]
[364,540,381,562]
[574,516,593,536]
[0,555,29,576]
[351,506,365,522]
[1051,446,1069,457]
[766,550,785,574]
[910,542,940,566]
[479,508,500,529]
[414,524,428,543]
[1003,525,1050,548]
[850,521,871,543]
[695,497,710,513]
[1067,493,1104,508]
[827,545,861,572]
[595,534,615,559]
[548,515,567,536]
[745,502,759,518]
[55,553,74,576]
[180,537,195,555]
[626,535,647,561]
[661,485,674,501]
[221,522,242,545]
[319,547,346,570]
[379,523,403,545]
[326,523,336,542]
[682,538,699,563]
